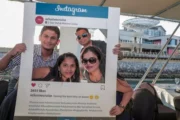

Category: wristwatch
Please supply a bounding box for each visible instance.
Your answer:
[119,104,125,109]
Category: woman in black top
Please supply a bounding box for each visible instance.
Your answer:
[81,46,133,119]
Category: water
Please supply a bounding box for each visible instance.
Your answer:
[127,80,175,88]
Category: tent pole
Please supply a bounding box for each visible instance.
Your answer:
[152,42,180,84]
[99,0,106,6]
[151,1,180,18]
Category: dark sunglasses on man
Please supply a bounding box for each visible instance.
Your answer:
[82,57,97,64]
[76,33,88,40]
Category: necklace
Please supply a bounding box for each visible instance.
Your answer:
[89,74,102,83]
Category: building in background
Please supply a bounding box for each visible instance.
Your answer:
[0,47,11,80]
[120,26,180,56]
[0,47,11,59]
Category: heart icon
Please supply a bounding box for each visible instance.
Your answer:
[31,83,36,87]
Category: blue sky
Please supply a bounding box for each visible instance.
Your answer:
[0,0,180,47]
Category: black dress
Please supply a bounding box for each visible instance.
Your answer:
[116,91,132,120]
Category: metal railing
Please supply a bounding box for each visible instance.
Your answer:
[134,23,180,90]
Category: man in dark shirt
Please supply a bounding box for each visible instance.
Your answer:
[75,28,123,59]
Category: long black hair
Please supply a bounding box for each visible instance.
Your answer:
[50,52,80,82]
[81,46,106,78]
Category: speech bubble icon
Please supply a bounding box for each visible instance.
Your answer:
[38,83,43,88]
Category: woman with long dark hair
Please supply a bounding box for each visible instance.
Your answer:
[81,46,105,83]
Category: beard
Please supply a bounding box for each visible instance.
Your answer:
[41,45,55,53]
[83,40,91,47]
[42,44,55,51]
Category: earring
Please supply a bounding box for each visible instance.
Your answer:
[72,75,75,79]
[59,72,62,77]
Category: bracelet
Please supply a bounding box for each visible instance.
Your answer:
[119,104,125,109]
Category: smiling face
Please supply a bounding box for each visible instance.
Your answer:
[75,29,91,47]
[39,29,59,50]
[58,57,76,81]
[82,51,100,73]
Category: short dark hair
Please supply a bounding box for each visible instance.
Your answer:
[40,26,60,39]
[76,28,89,33]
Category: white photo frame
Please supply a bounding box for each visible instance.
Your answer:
[14,2,120,120]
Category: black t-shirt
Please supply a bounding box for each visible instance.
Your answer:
[80,40,107,55]
[91,40,107,55]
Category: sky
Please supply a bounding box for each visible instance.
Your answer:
[0,0,180,48]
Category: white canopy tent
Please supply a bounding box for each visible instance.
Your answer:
[11,0,180,22]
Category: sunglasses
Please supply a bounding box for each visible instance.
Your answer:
[82,57,97,64]
[76,33,88,40]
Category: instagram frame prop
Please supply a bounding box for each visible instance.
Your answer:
[14,3,120,120]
